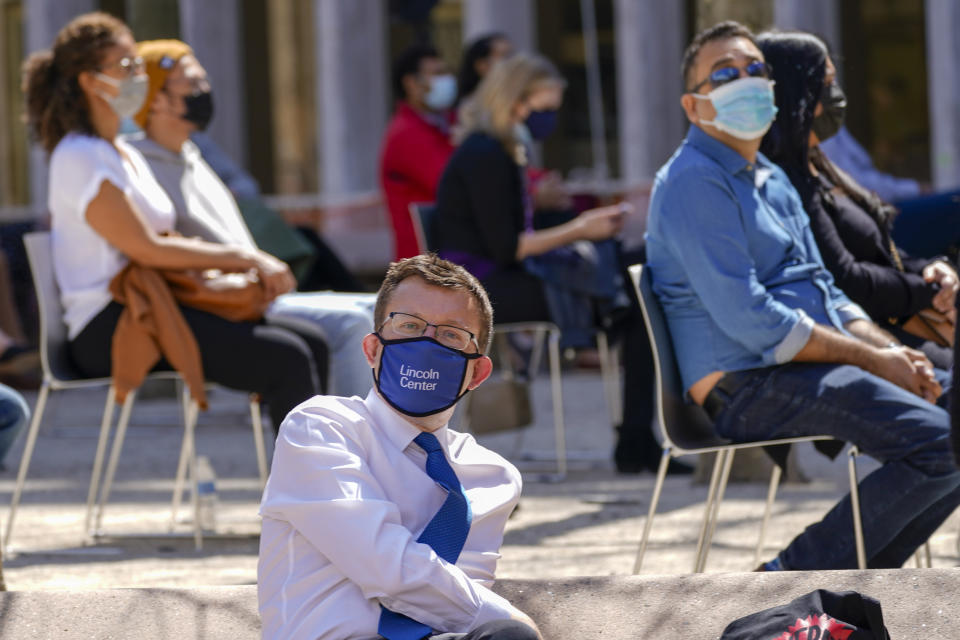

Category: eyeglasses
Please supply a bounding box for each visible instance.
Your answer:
[379,312,479,352]
[98,55,145,77]
[690,60,772,93]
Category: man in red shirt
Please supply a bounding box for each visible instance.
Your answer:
[380,44,456,260]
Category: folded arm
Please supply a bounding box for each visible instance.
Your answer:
[86,180,294,299]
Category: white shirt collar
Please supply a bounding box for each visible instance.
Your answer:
[362,388,450,455]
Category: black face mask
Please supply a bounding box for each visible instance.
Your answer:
[811,81,846,143]
[182,90,214,131]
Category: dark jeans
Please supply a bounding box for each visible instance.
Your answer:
[383,619,539,640]
[70,301,326,430]
[0,382,28,467]
[712,362,960,569]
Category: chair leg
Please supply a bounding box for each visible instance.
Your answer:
[183,400,202,551]
[848,446,866,570]
[4,381,51,553]
[693,450,727,572]
[547,329,566,477]
[754,463,783,567]
[596,331,621,427]
[170,383,192,530]
[84,389,118,539]
[93,391,137,534]
[633,446,672,574]
[915,540,932,568]
[528,328,545,378]
[250,397,268,490]
[697,448,735,572]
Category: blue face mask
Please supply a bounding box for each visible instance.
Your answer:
[524,109,559,140]
[373,335,482,417]
[693,76,778,141]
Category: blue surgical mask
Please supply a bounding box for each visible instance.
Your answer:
[373,335,482,417]
[693,76,778,141]
[524,109,559,140]
[424,74,457,111]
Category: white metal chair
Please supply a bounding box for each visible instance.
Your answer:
[409,202,624,476]
[628,264,866,572]
[5,232,268,552]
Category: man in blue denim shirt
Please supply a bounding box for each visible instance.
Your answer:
[646,21,960,570]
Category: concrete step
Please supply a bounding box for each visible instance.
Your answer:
[0,569,954,639]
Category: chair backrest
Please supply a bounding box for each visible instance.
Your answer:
[628,264,728,452]
[408,202,439,253]
[24,231,81,383]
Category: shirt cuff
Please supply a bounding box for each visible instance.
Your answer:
[837,303,869,325]
[772,310,814,364]
[469,587,522,630]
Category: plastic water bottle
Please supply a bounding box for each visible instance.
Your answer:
[196,455,218,532]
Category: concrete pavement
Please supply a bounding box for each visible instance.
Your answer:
[0,370,957,592]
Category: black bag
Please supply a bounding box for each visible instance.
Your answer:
[720,589,890,640]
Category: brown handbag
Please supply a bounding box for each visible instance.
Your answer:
[886,237,955,348]
[162,268,269,322]
[465,375,533,434]
[901,308,955,348]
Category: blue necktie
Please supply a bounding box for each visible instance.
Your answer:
[378,431,473,640]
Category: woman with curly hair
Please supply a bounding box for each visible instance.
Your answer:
[23,12,325,429]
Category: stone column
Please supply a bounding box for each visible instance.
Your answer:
[614,0,686,185]
[773,0,842,62]
[179,0,247,169]
[462,0,535,52]
[313,0,387,196]
[24,0,97,213]
[925,0,960,189]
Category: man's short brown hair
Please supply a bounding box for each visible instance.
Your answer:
[681,20,759,92]
[374,254,494,352]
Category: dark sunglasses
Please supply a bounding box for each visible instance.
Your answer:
[690,60,773,93]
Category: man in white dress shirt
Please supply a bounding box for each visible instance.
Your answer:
[258,254,541,639]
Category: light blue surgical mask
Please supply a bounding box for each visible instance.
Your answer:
[693,76,778,141]
[424,74,457,111]
[96,72,148,119]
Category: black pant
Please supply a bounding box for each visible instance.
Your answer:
[480,268,552,325]
[70,301,326,430]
